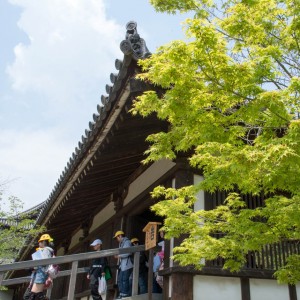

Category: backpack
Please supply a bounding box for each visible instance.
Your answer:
[130,252,148,272]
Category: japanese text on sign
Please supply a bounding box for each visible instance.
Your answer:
[143,222,161,250]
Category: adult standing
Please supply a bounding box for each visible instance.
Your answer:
[113,230,133,299]
[87,239,108,300]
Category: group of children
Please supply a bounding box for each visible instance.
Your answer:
[87,230,165,300]
[109,230,165,299]
[24,230,165,300]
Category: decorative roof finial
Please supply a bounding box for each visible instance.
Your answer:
[120,21,151,59]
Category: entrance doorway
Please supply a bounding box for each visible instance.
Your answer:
[127,208,163,244]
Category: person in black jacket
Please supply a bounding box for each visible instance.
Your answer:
[87,239,107,300]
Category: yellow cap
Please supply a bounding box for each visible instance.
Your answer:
[113,230,124,238]
[38,234,53,243]
[131,238,139,243]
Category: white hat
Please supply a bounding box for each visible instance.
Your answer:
[90,239,102,246]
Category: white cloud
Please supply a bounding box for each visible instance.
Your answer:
[7,0,123,105]
[1,0,127,210]
[0,127,75,209]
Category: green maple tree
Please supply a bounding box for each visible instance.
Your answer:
[0,184,44,264]
[132,0,300,284]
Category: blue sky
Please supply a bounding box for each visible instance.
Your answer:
[0,0,187,210]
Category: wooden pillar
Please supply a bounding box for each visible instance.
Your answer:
[148,248,154,300]
[174,158,194,189]
[170,272,193,300]
[131,251,140,296]
[171,157,194,260]
[240,278,250,300]
[288,284,297,300]
[67,261,78,300]
[166,157,194,300]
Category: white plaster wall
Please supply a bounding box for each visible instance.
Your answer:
[194,175,205,266]
[297,284,300,299]
[90,201,115,233]
[194,175,204,211]
[193,275,241,300]
[250,279,289,300]
[123,159,175,206]
[69,229,83,249]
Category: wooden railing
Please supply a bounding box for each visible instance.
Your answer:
[207,239,300,271]
[0,245,156,300]
[2,239,297,299]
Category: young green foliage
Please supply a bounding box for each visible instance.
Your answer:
[132,0,300,284]
[0,190,45,264]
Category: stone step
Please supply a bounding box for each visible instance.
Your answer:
[120,293,163,300]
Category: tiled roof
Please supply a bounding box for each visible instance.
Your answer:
[0,202,44,228]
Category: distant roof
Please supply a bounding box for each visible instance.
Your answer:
[21,201,45,216]
[0,201,45,228]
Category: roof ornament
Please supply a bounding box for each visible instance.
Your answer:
[120,21,151,59]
